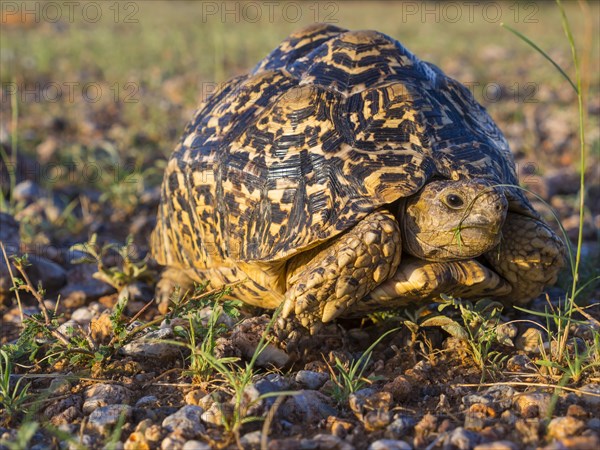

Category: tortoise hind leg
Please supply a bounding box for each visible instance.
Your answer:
[278,210,402,335]
[484,212,566,304]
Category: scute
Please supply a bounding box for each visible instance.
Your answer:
[152,23,534,269]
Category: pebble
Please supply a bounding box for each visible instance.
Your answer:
[327,416,354,438]
[88,405,132,435]
[369,439,412,450]
[135,396,159,408]
[514,392,553,418]
[71,307,94,324]
[120,328,181,359]
[547,416,586,440]
[443,427,481,450]
[240,430,262,448]
[12,180,46,203]
[383,375,413,402]
[200,402,226,426]
[349,390,393,431]
[124,431,151,450]
[278,390,337,425]
[473,441,518,450]
[578,384,600,407]
[516,327,544,353]
[301,434,355,450]
[162,405,205,439]
[386,415,417,439]
[181,441,211,450]
[48,377,72,395]
[295,370,329,390]
[57,320,82,338]
[45,396,83,425]
[83,384,133,414]
[161,436,185,450]
[506,354,535,372]
[587,418,600,432]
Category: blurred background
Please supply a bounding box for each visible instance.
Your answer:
[1,0,598,251]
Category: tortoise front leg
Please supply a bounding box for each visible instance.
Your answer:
[278,210,402,335]
[361,257,512,310]
[484,212,565,305]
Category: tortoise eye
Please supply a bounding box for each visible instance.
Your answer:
[445,193,464,209]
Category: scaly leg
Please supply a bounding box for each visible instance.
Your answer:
[485,212,565,304]
[278,210,402,335]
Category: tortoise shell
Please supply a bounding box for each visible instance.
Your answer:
[152,24,530,270]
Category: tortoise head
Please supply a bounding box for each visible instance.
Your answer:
[401,179,508,261]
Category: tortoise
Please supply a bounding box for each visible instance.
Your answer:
[151,24,565,334]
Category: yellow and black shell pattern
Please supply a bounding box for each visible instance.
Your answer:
[152,24,530,270]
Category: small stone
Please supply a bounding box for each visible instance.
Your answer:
[120,328,180,360]
[88,405,132,435]
[57,320,81,338]
[44,395,83,425]
[474,441,518,450]
[543,434,600,450]
[295,370,329,390]
[201,402,225,426]
[327,416,354,438]
[587,418,600,432]
[135,396,158,408]
[566,404,588,418]
[383,375,413,402]
[578,384,600,407]
[465,403,495,431]
[349,390,393,431]
[496,322,517,346]
[125,431,150,450]
[414,413,437,448]
[444,427,481,450]
[182,441,211,450]
[516,327,544,353]
[547,416,585,440]
[162,405,205,439]
[185,389,207,406]
[240,430,262,448]
[515,418,541,445]
[48,377,72,395]
[71,307,94,324]
[386,415,416,439]
[13,180,45,203]
[278,390,337,425]
[303,434,354,450]
[506,354,535,373]
[369,439,412,450]
[514,392,552,418]
[161,436,184,450]
[83,384,133,414]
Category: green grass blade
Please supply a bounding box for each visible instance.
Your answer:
[500,23,578,94]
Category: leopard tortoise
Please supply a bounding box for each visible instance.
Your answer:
[151,24,565,333]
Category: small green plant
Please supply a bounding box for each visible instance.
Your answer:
[182,307,296,448]
[327,328,398,404]
[432,295,510,381]
[178,285,242,381]
[0,349,33,426]
[71,234,154,291]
